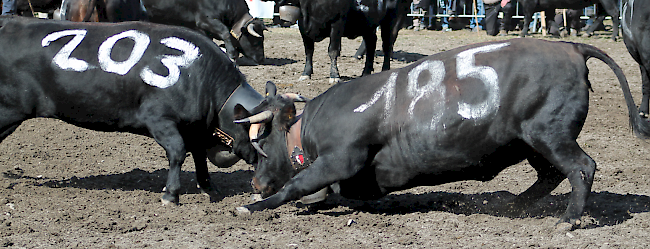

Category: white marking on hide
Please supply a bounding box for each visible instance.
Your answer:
[354,72,397,119]
[407,60,446,128]
[355,0,369,12]
[42,30,93,71]
[455,42,509,119]
[622,0,634,41]
[140,37,201,88]
[98,30,150,75]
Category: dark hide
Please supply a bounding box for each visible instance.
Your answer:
[140,0,267,65]
[515,0,620,40]
[237,38,650,228]
[60,0,148,22]
[266,0,411,83]
[622,0,650,118]
[0,16,263,204]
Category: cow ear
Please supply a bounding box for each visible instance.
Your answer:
[277,103,297,131]
[265,81,277,97]
[233,104,251,122]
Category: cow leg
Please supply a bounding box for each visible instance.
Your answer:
[583,16,605,38]
[523,136,595,226]
[354,40,366,60]
[599,0,620,41]
[196,18,239,62]
[299,34,315,81]
[519,10,534,37]
[328,23,345,83]
[147,120,187,205]
[240,151,367,213]
[640,65,650,118]
[191,148,221,202]
[507,153,565,214]
[361,33,377,77]
[380,22,394,72]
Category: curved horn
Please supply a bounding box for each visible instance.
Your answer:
[282,93,309,102]
[234,110,273,124]
[249,123,268,157]
[247,22,263,38]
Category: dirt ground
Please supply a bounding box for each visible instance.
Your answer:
[1,25,650,248]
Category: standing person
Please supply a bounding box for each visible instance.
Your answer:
[483,0,514,36]
[2,0,17,16]
[469,0,484,31]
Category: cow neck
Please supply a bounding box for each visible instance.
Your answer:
[215,84,264,148]
[286,111,311,173]
[230,13,254,40]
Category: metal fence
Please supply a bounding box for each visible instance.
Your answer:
[406,1,619,20]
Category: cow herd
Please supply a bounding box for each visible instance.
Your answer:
[0,0,648,230]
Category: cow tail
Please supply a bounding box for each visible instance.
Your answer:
[82,0,98,22]
[576,43,650,140]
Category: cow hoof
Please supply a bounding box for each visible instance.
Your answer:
[298,75,311,81]
[251,194,263,202]
[236,206,251,215]
[329,78,340,84]
[554,222,574,233]
[300,187,328,204]
[160,197,178,206]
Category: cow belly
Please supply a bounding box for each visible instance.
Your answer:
[369,139,531,193]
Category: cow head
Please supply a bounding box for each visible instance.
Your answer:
[211,83,265,168]
[235,18,267,65]
[234,82,308,197]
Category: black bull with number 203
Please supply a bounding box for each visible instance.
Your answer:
[236,38,650,227]
[0,16,264,205]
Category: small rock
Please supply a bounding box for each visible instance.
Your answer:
[347,219,356,226]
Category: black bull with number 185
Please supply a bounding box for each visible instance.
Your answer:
[0,16,264,205]
[235,38,650,228]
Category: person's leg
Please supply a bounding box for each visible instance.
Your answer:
[2,0,17,16]
[470,0,484,29]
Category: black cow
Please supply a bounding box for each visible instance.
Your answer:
[0,16,264,204]
[622,0,650,118]
[60,0,148,22]
[515,0,620,40]
[140,0,267,65]
[267,0,411,83]
[234,38,650,228]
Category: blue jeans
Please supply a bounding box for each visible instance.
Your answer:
[469,0,484,29]
[2,0,17,15]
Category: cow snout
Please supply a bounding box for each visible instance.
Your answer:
[251,177,274,197]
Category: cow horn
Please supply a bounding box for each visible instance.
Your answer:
[247,22,263,38]
[249,123,268,157]
[234,110,273,124]
[282,93,309,102]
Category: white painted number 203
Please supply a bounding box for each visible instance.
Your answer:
[42,29,201,89]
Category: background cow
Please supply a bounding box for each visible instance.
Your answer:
[140,0,267,65]
[622,0,650,118]
[266,0,411,83]
[515,0,620,40]
[15,0,61,17]
[235,38,650,229]
[0,16,263,205]
[60,0,148,22]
